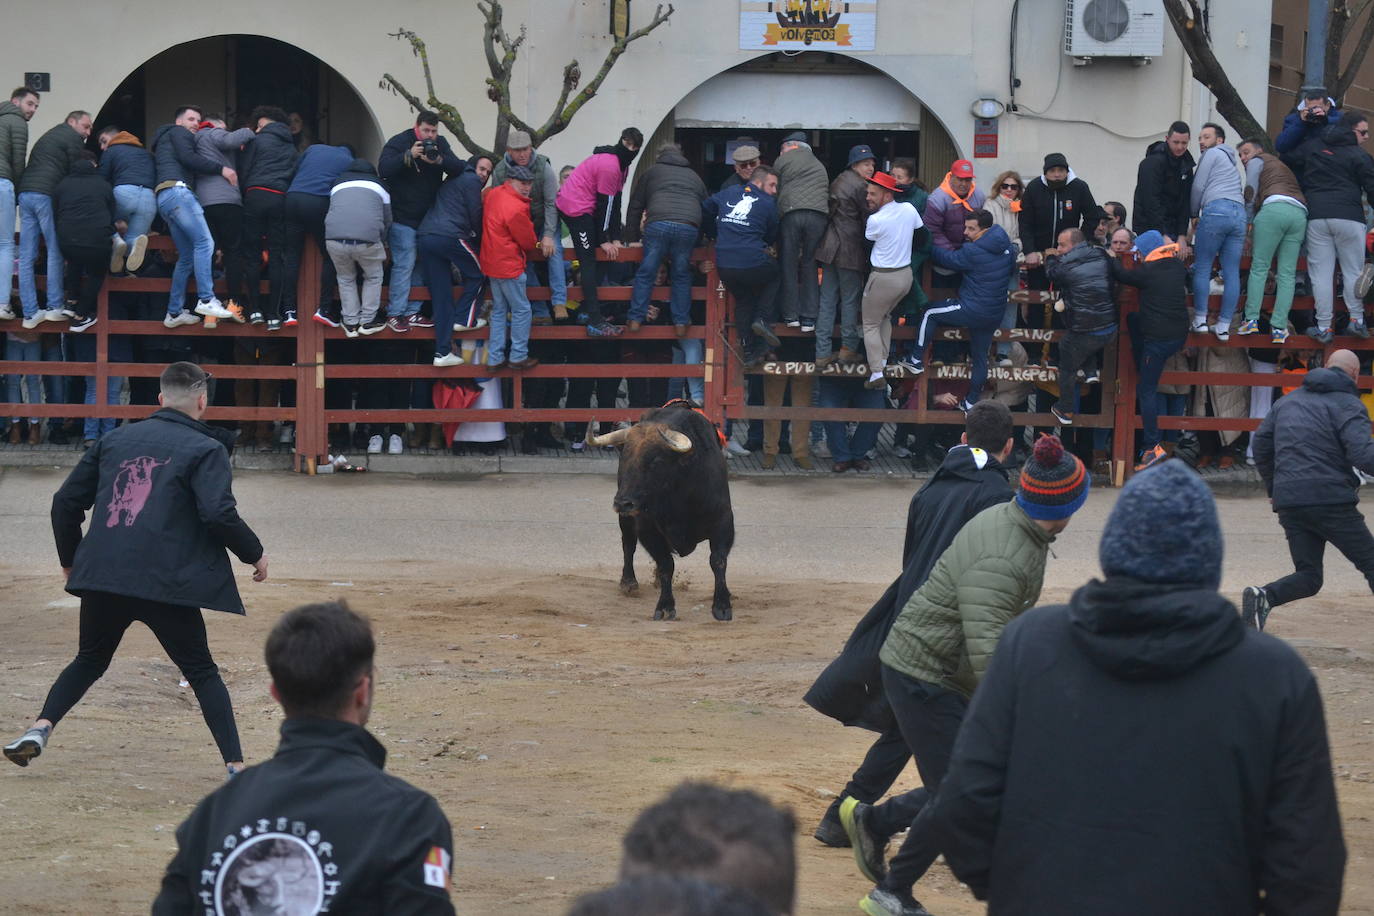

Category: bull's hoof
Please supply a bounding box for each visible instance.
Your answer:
[653,605,677,621]
[712,604,733,622]
[619,578,638,596]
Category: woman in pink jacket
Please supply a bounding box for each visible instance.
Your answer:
[555,127,642,336]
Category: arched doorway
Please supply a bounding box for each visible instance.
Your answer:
[640,52,959,191]
[94,35,385,159]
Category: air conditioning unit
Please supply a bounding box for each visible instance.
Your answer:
[1064,0,1165,58]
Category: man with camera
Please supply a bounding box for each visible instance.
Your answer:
[1275,86,1345,155]
[378,111,465,332]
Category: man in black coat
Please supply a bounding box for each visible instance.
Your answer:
[930,460,1345,915]
[239,106,299,328]
[153,601,456,915]
[1246,349,1374,627]
[1018,152,1100,291]
[1132,121,1195,254]
[52,152,116,329]
[1044,228,1117,425]
[803,401,1015,846]
[4,362,267,775]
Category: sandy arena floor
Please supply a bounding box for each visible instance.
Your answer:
[0,468,1370,914]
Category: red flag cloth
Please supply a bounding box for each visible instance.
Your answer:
[432,379,482,446]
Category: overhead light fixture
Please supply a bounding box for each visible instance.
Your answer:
[971,98,1005,119]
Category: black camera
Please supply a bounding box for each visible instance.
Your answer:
[1307,110,1329,126]
[420,138,439,159]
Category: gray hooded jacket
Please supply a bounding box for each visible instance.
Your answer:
[194,126,255,207]
[1190,143,1245,215]
[326,158,392,244]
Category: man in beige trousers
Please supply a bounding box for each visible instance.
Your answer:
[861,172,925,389]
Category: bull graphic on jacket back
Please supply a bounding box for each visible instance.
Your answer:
[106,456,170,527]
[587,404,735,621]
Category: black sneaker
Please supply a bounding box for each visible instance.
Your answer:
[750,319,782,348]
[358,318,387,336]
[839,797,888,883]
[1242,586,1272,630]
[313,309,340,328]
[4,725,50,767]
[814,799,851,847]
[68,314,97,333]
[859,887,934,916]
[342,323,360,339]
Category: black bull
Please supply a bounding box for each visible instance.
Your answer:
[587,406,735,621]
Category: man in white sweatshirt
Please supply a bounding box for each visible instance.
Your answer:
[1189,122,1247,340]
[860,172,924,389]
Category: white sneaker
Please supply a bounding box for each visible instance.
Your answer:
[194,297,234,319]
[453,318,488,331]
[894,445,912,458]
[388,434,403,455]
[1212,322,1230,342]
[21,311,44,329]
[367,435,383,454]
[125,234,149,272]
[433,352,466,367]
[42,308,66,323]
[0,305,14,321]
[163,310,201,328]
[724,439,750,457]
[110,235,129,273]
[813,440,832,459]
[1191,317,1209,333]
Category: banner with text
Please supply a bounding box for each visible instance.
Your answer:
[740,1,878,51]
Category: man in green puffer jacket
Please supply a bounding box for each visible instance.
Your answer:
[841,434,1090,916]
[0,87,41,320]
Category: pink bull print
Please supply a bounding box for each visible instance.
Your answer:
[106,456,171,528]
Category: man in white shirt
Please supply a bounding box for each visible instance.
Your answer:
[861,172,924,389]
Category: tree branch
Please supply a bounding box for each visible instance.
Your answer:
[384,28,492,160]
[1335,0,1374,101]
[534,3,675,142]
[1162,0,1270,149]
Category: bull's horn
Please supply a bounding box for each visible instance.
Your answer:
[586,424,632,448]
[659,428,693,453]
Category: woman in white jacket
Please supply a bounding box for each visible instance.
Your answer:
[986,170,1024,360]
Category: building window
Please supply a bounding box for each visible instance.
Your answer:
[1271,24,1284,63]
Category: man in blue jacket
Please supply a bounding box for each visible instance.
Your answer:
[702,165,784,366]
[4,362,268,776]
[905,209,1016,410]
[1245,349,1374,628]
[1274,86,1345,154]
[418,161,484,366]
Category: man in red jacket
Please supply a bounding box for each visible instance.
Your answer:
[480,164,540,369]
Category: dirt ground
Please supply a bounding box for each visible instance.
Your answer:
[0,469,1370,914]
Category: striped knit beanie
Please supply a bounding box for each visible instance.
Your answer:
[1016,434,1090,521]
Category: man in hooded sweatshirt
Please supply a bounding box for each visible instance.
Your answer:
[52,151,115,332]
[1187,123,1247,339]
[623,142,707,332]
[97,124,157,273]
[192,115,255,316]
[1018,152,1100,292]
[930,460,1346,916]
[1246,349,1374,629]
[842,434,1089,916]
[555,126,643,336]
[239,106,299,330]
[325,158,392,337]
[804,401,1016,848]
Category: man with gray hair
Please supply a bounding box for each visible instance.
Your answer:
[5,362,268,776]
[493,128,567,321]
[773,132,828,331]
[1245,348,1374,628]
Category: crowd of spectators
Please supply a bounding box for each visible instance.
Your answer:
[3,85,1374,469]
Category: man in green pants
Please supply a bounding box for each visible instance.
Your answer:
[1235,138,1307,345]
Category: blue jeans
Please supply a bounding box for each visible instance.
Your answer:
[418,233,484,358]
[487,276,532,364]
[816,265,863,359]
[0,178,14,308]
[526,239,568,318]
[1191,198,1246,327]
[671,337,705,404]
[1159,393,1188,443]
[18,191,63,315]
[916,299,1001,405]
[629,220,697,325]
[68,333,125,440]
[113,185,156,246]
[1130,313,1186,451]
[5,335,42,422]
[42,335,68,427]
[386,222,421,317]
[157,186,215,313]
[818,376,885,462]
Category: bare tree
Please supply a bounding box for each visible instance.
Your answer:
[1326,0,1374,102]
[382,0,675,161]
[1162,0,1269,147]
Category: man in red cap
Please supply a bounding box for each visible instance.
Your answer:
[923,159,984,293]
[860,172,926,389]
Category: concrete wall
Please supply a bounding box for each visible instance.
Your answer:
[5,0,1269,208]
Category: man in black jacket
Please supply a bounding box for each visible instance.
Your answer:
[1017,152,1100,291]
[1246,349,1374,628]
[930,460,1345,915]
[240,106,299,329]
[623,143,707,331]
[4,362,267,774]
[1132,122,1195,254]
[17,110,90,327]
[378,111,466,326]
[804,401,1015,846]
[1044,228,1116,425]
[152,600,456,915]
[52,152,115,331]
